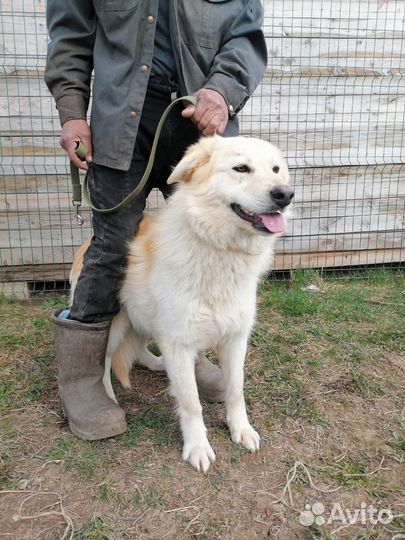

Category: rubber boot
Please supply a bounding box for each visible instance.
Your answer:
[52,309,127,440]
[195,353,226,403]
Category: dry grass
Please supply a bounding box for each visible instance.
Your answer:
[0,269,404,539]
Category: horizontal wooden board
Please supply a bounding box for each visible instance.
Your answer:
[2,131,404,169]
[2,74,404,102]
[1,185,403,217]
[0,263,70,283]
[2,171,404,211]
[273,247,405,270]
[4,0,404,38]
[3,84,405,132]
[3,245,404,284]
[2,245,404,278]
[2,225,403,258]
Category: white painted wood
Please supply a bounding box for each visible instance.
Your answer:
[1,281,30,299]
[0,0,404,279]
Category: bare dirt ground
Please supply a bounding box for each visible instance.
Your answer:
[1,270,404,539]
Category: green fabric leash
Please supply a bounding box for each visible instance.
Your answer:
[70,95,198,223]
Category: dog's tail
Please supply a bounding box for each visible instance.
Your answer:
[111,339,133,389]
[69,239,91,306]
[108,310,135,389]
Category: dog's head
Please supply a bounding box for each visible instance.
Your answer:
[167,135,293,241]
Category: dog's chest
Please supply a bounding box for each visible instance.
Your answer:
[159,265,257,347]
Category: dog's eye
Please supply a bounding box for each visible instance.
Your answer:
[272,166,280,174]
[233,164,251,173]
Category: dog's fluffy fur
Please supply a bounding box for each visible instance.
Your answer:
[70,135,292,472]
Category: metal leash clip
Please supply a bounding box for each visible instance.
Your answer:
[72,200,84,226]
[70,141,88,226]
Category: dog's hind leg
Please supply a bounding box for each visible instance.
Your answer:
[195,353,225,402]
[218,332,260,453]
[111,326,165,389]
[133,334,165,372]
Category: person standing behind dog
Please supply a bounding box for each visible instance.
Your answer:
[45,0,267,441]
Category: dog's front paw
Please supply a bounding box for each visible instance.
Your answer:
[182,439,216,473]
[230,423,260,452]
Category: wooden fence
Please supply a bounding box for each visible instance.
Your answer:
[1,0,404,295]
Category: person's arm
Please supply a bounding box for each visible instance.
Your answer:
[45,0,96,168]
[182,0,267,136]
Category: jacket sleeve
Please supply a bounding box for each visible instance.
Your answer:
[44,0,96,126]
[202,0,267,117]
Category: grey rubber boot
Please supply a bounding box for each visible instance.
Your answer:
[195,353,226,403]
[52,310,127,440]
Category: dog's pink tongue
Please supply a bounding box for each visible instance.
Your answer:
[259,213,285,233]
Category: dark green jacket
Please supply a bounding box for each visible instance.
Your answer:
[45,0,267,171]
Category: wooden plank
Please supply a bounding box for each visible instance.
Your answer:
[2,202,403,250]
[279,231,404,254]
[2,221,403,253]
[3,167,405,199]
[273,247,405,270]
[2,247,403,284]
[0,246,76,268]
[0,174,71,193]
[1,185,403,215]
[2,129,404,169]
[2,163,404,190]
[3,74,405,102]
[0,263,70,283]
[3,0,403,34]
[263,0,404,22]
[3,89,405,135]
[0,281,30,299]
[0,191,164,213]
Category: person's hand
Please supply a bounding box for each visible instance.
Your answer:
[182,88,229,136]
[60,119,93,170]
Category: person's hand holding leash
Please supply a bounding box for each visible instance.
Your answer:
[60,119,93,170]
[182,88,228,136]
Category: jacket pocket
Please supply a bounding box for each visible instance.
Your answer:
[179,0,225,49]
[95,0,138,12]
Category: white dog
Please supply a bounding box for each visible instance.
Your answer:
[70,135,293,472]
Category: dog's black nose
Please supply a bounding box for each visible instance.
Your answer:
[270,186,294,208]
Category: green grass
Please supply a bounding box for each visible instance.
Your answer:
[131,489,167,510]
[118,396,178,449]
[74,517,114,540]
[47,437,106,481]
[0,269,404,539]
[41,295,70,310]
[246,269,405,426]
[385,430,405,464]
[330,458,387,497]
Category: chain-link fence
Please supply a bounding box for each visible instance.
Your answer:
[1,0,404,297]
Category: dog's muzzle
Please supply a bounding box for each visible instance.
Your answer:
[270,186,295,209]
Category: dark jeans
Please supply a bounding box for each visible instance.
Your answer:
[69,79,200,323]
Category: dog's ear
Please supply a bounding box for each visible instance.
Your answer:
[167,136,216,185]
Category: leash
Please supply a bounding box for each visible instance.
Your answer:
[70,95,198,224]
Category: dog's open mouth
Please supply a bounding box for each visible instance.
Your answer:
[231,203,285,234]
